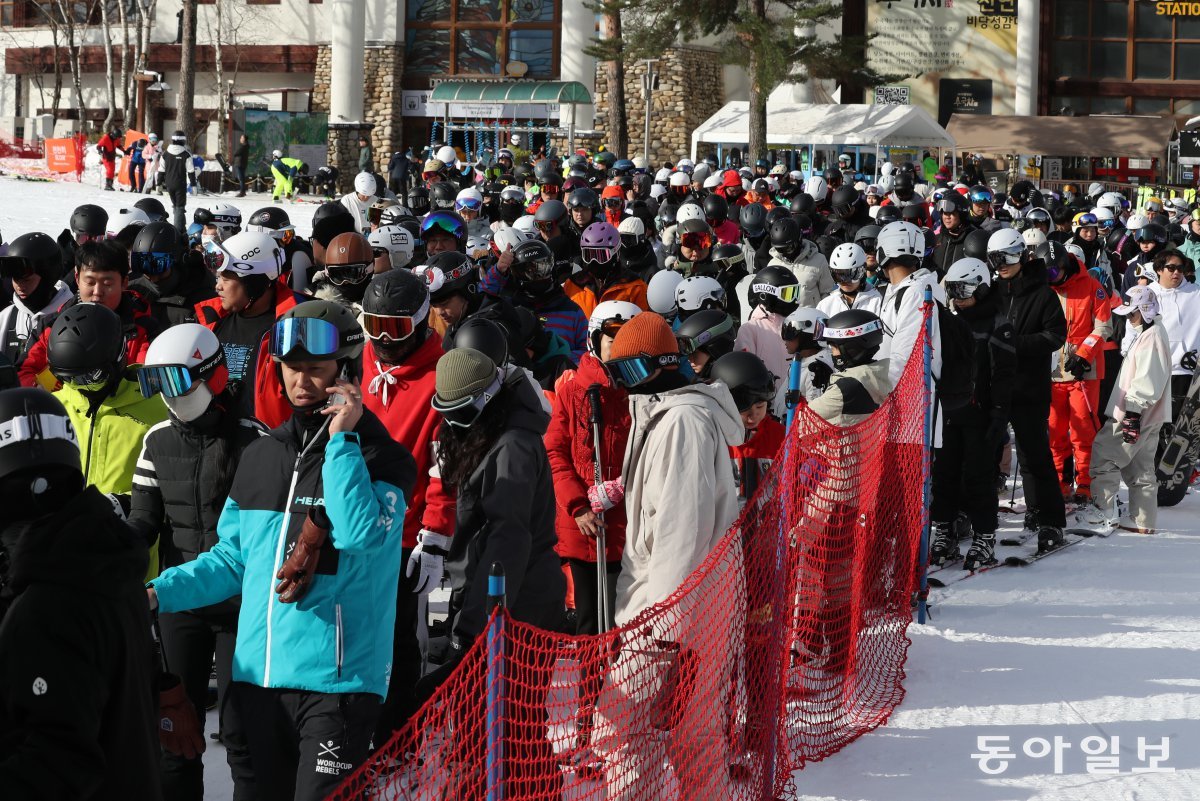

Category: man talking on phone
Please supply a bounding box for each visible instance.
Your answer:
[147,300,416,801]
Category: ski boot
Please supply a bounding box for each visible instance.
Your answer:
[1037,525,1065,553]
[1073,498,1115,536]
[953,511,973,541]
[963,532,998,571]
[1023,510,1039,532]
[928,521,961,566]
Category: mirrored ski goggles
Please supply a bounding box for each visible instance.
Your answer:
[540,184,561,196]
[606,352,679,387]
[270,317,341,360]
[603,197,625,209]
[830,267,865,284]
[454,197,483,212]
[433,372,502,427]
[581,246,618,265]
[422,171,442,182]
[751,281,801,303]
[781,318,823,342]
[0,256,36,280]
[326,262,374,286]
[54,365,112,386]
[680,231,715,251]
[1075,213,1099,229]
[131,250,175,277]
[361,303,430,343]
[137,351,223,399]
[420,213,465,241]
[74,232,109,245]
[987,247,1024,270]
[969,188,994,204]
[945,279,983,300]
[676,317,734,355]
[247,224,296,247]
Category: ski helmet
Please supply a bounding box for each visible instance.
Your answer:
[963,228,991,261]
[418,251,478,304]
[70,204,109,239]
[0,388,83,518]
[781,307,828,351]
[360,268,430,358]
[702,194,729,227]
[943,257,991,301]
[580,221,621,272]
[452,317,510,367]
[750,265,801,316]
[709,351,775,412]
[804,176,829,204]
[311,202,357,249]
[675,275,726,318]
[509,239,557,297]
[674,309,736,375]
[830,185,860,218]
[208,202,243,239]
[430,181,458,211]
[406,186,431,216]
[270,299,366,390]
[108,206,151,239]
[47,302,126,387]
[819,308,885,370]
[587,300,642,355]
[740,203,769,239]
[769,216,803,259]
[134,197,168,223]
[246,206,297,246]
[0,232,63,284]
[712,243,747,275]
[420,210,468,252]
[986,227,1027,271]
[368,225,416,269]
[647,270,685,320]
[131,222,183,277]
[875,221,925,270]
[137,323,228,422]
[323,232,375,287]
[828,242,867,285]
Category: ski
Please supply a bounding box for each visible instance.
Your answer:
[999,531,1036,547]
[927,531,1094,587]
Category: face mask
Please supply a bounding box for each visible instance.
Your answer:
[165,382,213,422]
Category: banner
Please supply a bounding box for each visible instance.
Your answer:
[867,0,1018,126]
[44,137,79,174]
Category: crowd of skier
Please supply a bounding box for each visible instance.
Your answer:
[0,140,1195,800]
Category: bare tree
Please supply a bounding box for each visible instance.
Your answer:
[99,0,119,130]
[585,0,628,156]
[118,0,132,120]
[178,0,197,141]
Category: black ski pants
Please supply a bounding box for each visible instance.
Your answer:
[374,546,424,744]
[931,420,998,535]
[229,683,380,801]
[565,558,620,636]
[1009,400,1067,528]
[159,611,255,801]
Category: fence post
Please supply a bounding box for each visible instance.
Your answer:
[917,285,934,625]
[486,562,506,801]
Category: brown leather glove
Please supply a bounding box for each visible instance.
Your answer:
[275,510,329,603]
[158,673,205,759]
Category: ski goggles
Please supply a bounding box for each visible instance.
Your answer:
[131,250,175,277]
[270,317,345,360]
[0,256,37,280]
[935,198,964,215]
[830,267,865,284]
[987,246,1024,270]
[968,187,994,204]
[680,231,715,251]
[53,365,112,386]
[855,237,877,254]
[420,212,466,242]
[1074,213,1099,229]
[137,350,223,399]
[603,197,625,209]
[581,245,618,265]
[945,279,983,300]
[607,352,679,387]
[74,232,109,245]
[540,184,561,196]
[422,171,442,182]
[676,316,734,355]
[367,206,391,226]
[247,224,296,246]
[325,261,374,286]
[781,317,823,342]
[1134,227,1163,243]
[751,281,801,303]
[454,197,483,212]
[361,302,430,342]
[433,372,502,427]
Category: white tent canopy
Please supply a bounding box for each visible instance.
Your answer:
[690,102,956,160]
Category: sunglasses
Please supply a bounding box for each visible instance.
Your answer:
[326,262,374,286]
[131,250,175,277]
[270,317,344,360]
[1161,262,1186,272]
[607,352,679,387]
[680,231,714,251]
[362,304,429,342]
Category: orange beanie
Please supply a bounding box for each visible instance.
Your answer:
[609,311,680,366]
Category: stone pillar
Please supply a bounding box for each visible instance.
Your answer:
[1015,0,1040,116]
[363,43,405,166]
[328,122,375,195]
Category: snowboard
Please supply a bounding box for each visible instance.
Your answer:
[1156,364,1200,507]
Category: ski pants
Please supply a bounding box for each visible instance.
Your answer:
[159,611,256,801]
[931,420,999,534]
[566,558,620,636]
[271,167,294,201]
[1009,401,1067,528]
[169,186,188,235]
[374,546,427,744]
[1091,418,1163,531]
[102,155,116,180]
[228,683,380,801]
[128,160,145,192]
[1049,379,1101,495]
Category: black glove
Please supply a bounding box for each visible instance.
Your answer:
[807,359,834,391]
[1064,353,1090,380]
[1182,350,1198,372]
[1120,411,1142,444]
[985,413,1008,449]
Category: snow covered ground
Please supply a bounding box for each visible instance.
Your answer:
[8,172,1195,801]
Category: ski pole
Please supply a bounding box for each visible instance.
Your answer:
[586,385,610,634]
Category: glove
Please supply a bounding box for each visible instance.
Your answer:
[1182,350,1198,372]
[406,529,451,595]
[1064,353,1091,380]
[1120,411,1142,444]
[587,478,625,513]
[274,510,328,603]
[807,359,834,391]
[158,673,205,759]
[985,414,1008,449]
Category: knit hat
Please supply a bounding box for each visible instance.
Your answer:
[609,312,680,367]
[433,348,499,408]
[601,185,624,201]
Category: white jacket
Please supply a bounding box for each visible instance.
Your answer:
[1149,281,1200,375]
[339,192,376,233]
[879,269,943,446]
[1111,319,1172,428]
[817,285,883,318]
[767,240,833,310]
[0,281,73,361]
[616,381,743,630]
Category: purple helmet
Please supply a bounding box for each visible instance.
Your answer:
[580,221,621,268]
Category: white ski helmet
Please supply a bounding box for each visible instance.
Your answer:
[436,145,458,166]
[703,173,722,190]
[669,171,690,188]
[647,269,685,318]
[1125,212,1149,232]
[649,184,668,201]
[875,221,925,268]
[1022,227,1048,251]
[354,172,378,197]
[271,149,283,159]
[986,227,1027,270]
[208,202,242,239]
[943,257,992,303]
[513,215,539,237]
[1091,207,1116,227]
[208,231,284,280]
[368,225,416,269]
[676,203,706,226]
[587,300,642,354]
[781,307,828,348]
[655,167,672,184]
[455,186,484,214]
[675,275,726,315]
[493,225,536,256]
[692,163,711,184]
[1098,191,1129,216]
[1063,241,1087,267]
[805,176,829,203]
[139,323,228,422]
[828,242,867,283]
[108,206,151,238]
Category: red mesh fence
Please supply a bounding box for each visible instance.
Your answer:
[329,315,931,800]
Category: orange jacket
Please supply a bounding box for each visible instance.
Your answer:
[194,282,304,428]
[562,272,649,319]
[1053,268,1113,382]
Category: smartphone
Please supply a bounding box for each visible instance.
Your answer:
[325,364,352,408]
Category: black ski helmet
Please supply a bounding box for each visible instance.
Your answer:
[566,187,599,213]
[702,193,729,226]
[769,216,802,259]
[831,185,859,218]
[430,181,458,210]
[247,206,293,232]
[270,299,366,377]
[132,222,181,259]
[1,232,63,282]
[420,251,478,304]
[675,308,736,377]
[509,239,557,297]
[740,202,768,239]
[47,302,126,384]
[874,205,902,226]
[893,173,915,201]
[820,308,885,369]
[70,204,109,237]
[749,264,801,316]
[362,268,429,319]
[311,201,357,248]
[406,186,431,216]
[656,201,679,233]
[133,197,169,223]
[534,199,568,226]
[0,387,84,518]
[709,350,776,412]
[791,193,817,216]
[764,205,791,230]
[963,228,992,261]
[452,316,510,367]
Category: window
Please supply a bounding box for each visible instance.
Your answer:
[404,0,559,86]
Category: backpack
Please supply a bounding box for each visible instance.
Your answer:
[893,285,976,410]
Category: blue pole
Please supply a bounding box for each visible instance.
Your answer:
[486,562,506,801]
[917,285,935,625]
[763,357,804,797]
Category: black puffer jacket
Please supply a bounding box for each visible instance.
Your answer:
[446,372,565,649]
[130,253,216,329]
[931,222,977,277]
[0,487,161,800]
[946,291,1016,426]
[993,257,1067,405]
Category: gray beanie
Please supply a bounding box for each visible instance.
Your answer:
[433,348,499,409]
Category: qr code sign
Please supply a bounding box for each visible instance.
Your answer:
[875,86,910,106]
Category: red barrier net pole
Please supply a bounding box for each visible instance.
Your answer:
[329,320,931,800]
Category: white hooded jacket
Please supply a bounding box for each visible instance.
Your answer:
[1149,280,1200,375]
[1112,318,1172,428]
[616,381,744,630]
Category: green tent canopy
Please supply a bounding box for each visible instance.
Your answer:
[429,80,593,106]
